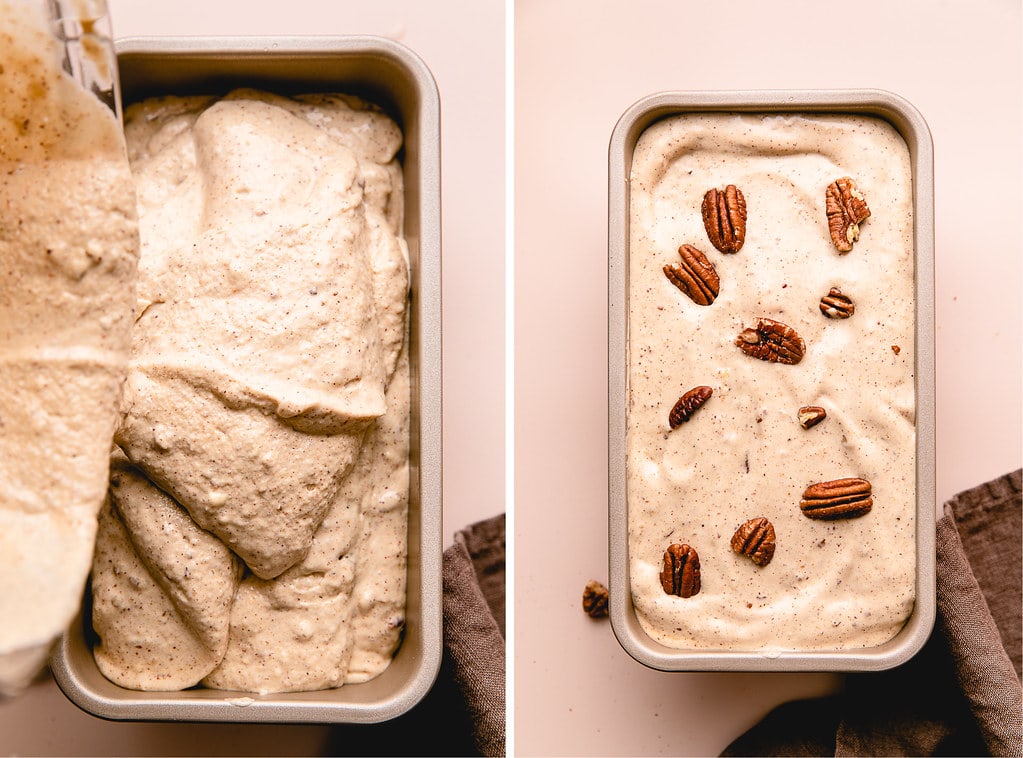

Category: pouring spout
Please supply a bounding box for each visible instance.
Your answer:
[46,0,121,118]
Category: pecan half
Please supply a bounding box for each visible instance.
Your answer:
[702,185,747,253]
[735,318,806,364]
[800,478,873,520]
[669,385,713,428]
[660,543,701,598]
[798,405,827,429]
[663,244,720,306]
[731,517,776,566]
[820,287,855,318]
[826,177,870,253]
[582,580,609,618]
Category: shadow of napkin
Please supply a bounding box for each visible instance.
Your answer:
[721,469,1022,757]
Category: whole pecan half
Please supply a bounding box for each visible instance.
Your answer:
[582,580,609,618]
[669,385,713,428]
[798,405,827,429]
[800,478,873,520]
[660,543,701,598]
[663,244,720,306]
[826,177,870,253]
[735,318,806,364]
[702,185,747,253]
[820,287,855,319]
[731,517,776,566]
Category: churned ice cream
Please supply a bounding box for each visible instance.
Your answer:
[627,112,916,651]
[0,0,139,695]
[91,89,410,693]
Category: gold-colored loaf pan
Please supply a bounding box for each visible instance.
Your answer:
[607,89,935,672]
[51,35,442,723]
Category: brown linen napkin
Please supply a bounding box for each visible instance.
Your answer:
[442,514,507,756]
[721,469,1022,758]
[322,514,506,757]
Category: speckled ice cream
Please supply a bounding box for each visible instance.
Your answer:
[627,112,915,651]
[91,89,410,693]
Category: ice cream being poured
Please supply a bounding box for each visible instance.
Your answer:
[0,0,139,695]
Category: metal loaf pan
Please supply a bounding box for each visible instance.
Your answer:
[608,89,935,672]
[51,36,442,723]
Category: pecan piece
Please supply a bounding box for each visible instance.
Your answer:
[826,177,870,253]
[660,543,701,598]
[735,318,805,365]
[800,478,873,520]
[702,185,747,253]
[669,385,713,428]
[798,405,827,429]
[731,517,776,566]
[820,287,855,318]
[582,580,609,618]
[663,244,720,306]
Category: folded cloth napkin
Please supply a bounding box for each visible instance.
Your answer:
[442,513,507,756]
[322,514,506,757]
[721,470,1022,758]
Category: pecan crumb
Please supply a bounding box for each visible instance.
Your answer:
[582,580,609,618]
[798,406,827,429]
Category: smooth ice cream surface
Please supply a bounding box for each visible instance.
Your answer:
[91,89,410,694]
[627,112,916,651]
[0,0,139,695]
